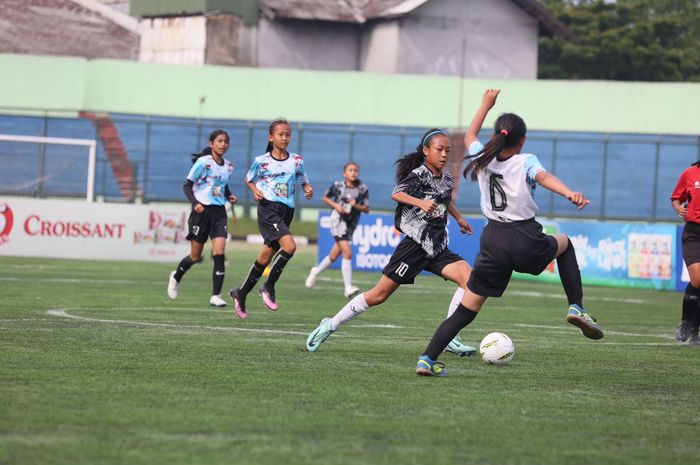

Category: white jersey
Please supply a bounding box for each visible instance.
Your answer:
[468,140,546,223]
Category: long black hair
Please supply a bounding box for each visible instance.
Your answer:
[463,113,526,180]
[395,128,447,182]
[266,118,290,153]
[191,129,229,164]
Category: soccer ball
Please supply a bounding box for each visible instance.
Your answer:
[479,332,514,365]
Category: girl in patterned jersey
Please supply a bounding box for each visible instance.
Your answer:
[167,129,237,307]
[306,129,477,357]
[415,89,604,377]
[670,163,700,345]
[228,118,313,319]
[304,162,369,298]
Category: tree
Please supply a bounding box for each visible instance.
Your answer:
[538,0,700,81]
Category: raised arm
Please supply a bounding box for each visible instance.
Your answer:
[464,89,500,149]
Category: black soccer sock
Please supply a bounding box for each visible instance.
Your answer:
[174,255,196,281]
[682,283,700,323]
[557,238,583,308]
[239,261,265,296]
[212,254,225,296]
[265,250,294,288]
[423,304,478,360]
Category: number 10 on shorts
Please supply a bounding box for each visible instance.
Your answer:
[396,262,409,277]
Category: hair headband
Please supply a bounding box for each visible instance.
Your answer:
[422,129,447,147]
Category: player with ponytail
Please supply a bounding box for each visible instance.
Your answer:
[415,89,604,377]
[306,128,477,357]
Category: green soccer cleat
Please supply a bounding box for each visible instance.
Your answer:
[416,355,448,377]
[444,335,477,357]
[566,304,604,340]
[306,318,334,352]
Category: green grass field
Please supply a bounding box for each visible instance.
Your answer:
[1,246,698,465]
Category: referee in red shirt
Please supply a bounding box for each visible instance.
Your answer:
[671,161,700,345]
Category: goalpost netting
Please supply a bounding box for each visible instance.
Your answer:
[0,134,97,203]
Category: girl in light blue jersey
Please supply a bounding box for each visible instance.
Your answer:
[229,119,313,319]
[167,129,237,308]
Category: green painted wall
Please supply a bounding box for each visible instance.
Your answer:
[1,54,698,135]
[130,0,259,25]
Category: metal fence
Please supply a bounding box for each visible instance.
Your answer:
[1,108,698,222]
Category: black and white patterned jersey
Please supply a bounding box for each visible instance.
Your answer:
[392,164,454,257]
[325,180,369,238]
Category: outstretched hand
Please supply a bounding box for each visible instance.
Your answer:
[458,218,473,235]
[567,192,590,210]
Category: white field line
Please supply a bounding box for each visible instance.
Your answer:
[313,277,646,304]
[3,273,647,304]
[43,309,684,347]
[46,309,310,336]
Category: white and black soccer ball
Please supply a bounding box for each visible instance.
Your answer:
[479,332,514,365]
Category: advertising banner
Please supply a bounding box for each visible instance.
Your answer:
[508,220,677,290]
[317,213,680,291]
[316,212,485,273]
[0,197,191,262]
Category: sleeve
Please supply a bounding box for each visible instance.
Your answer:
[468,140,484,156]
[246,158,259,183]
[183,180,197,206]
[670,171,688,202]
[524,155,546,184]
[392,172,421,198]
[186,159,204,183]
[359,185,369,206]
[325,182,339,200]
[295,157,310,185]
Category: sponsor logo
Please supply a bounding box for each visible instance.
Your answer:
[0,203,14,245]
[352,218,402,254]
[23,215,126,239]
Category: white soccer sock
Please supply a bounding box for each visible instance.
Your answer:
[341,258,353,290]
[447,287,465,317]
[331,293,369,331]
[315,256,333,273]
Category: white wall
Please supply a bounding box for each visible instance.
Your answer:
[396,0,539,78]
[139,16,207,65]
[256,18,360,71]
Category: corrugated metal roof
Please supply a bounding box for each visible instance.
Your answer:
[0,0,139,59]
[261,0,573,39]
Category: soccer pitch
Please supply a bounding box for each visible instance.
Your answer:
[1,247,697,465]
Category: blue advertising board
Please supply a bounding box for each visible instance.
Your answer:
[317,213,682,291]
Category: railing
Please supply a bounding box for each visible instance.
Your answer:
[0,107,698,222]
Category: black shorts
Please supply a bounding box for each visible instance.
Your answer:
[257,200,294,248]
[682,221,700,266]
[468,218,558,297]
[186,205,228,243]
[382,236,464,285]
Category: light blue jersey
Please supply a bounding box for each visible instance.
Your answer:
[186,155,234,206]
[246,152,310,208]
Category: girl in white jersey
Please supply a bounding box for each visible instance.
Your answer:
[415,89,605,377]
[228,119,314,319]
[306,129,478,357]
[167,130,237,307]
